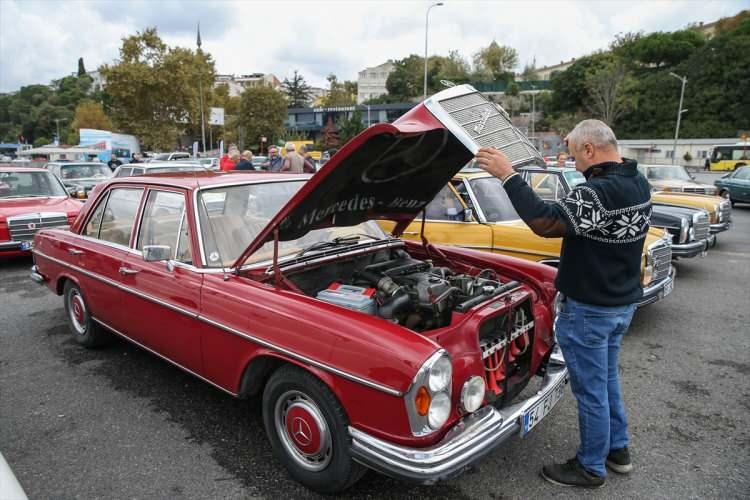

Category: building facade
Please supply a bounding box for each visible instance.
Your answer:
[214,73,281,97]
[285,103,416,142]
[357,61,395,104]
[618,138,740,168]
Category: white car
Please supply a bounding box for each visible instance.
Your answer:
[148,152,193,162]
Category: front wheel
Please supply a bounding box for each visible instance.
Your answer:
[63,281,112,348]
[262,365,366,493]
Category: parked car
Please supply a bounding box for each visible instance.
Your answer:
[251,155,268,170]
[30,85,569,493]
[198,157,220,170]
[45,162,113,199]
[112,162,208,178]
[0,166,82,258]
[148,152,193,162]
[519,166,711,259]
[650,191,732,245]
[381,168,675,308]
[638,164,717,195]
[714,166,750,206]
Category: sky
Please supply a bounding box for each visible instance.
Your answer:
[0,0,746,93]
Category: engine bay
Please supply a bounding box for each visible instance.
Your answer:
[286,247,519,332]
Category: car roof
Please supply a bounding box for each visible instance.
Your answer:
[0,166,48,173]
[49,162,105,166]
[104,171,311,190]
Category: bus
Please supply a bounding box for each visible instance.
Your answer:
[709,142,750,171]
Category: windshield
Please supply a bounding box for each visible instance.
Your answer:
[152,153,171,161]
[60,164,112,180]
[563,170,586,187]
[198,181,387,268]
[469,177,520,222]
[645,166,692,181]
[0,171,68,198]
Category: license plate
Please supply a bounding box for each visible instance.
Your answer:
[521,376,566,437]
[663,279,674,297]
[20,241,33,251]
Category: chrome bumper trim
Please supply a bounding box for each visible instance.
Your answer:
[709,221,731,234]
[638,265,676,308]
[349,361,568,484]
[30,265,46,284]
[0,240,23,251]
[671,239,708,257]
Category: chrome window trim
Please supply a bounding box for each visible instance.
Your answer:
[459,178,490,223]
[192,177,309,267]
[33,248,403,398]
[135,188,188,261]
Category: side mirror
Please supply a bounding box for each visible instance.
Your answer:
[143,245,172,262]
[464,208,474,222]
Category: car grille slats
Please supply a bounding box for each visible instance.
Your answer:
[683,187,709,194]
[693,214,709,241]
[435,90,544,167]
[651,243,672,281]
[8,214,68,241]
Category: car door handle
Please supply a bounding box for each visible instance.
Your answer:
[118,267,139,275]
[68,249,84,256]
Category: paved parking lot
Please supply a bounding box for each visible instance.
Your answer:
[1,184,748,499]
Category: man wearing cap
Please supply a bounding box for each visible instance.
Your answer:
[475,119,651,489]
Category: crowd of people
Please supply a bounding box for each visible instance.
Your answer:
[219,142,316,173]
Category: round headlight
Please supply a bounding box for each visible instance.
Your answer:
[428,392,451,429]
[428,356,452,393]
[460,376,486,413]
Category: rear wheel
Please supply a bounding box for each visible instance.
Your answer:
[63,281,112,348]
[262,365,366,493]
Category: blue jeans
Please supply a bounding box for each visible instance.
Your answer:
[555,296,637,477]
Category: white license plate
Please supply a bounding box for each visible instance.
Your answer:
[663,279,674,297]
[20,241,33,251]
[521,376,566,437]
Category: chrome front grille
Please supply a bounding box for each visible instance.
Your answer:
[651,242,672,281]
[7,213,68,241]
[683,187,709,194]
[432,87,544,167]
[718,202,731,223]
[693,213,709,241]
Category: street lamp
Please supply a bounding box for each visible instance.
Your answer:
[669,72,687,165]
[423,2,444,100]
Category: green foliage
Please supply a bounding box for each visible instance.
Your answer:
[100,27,216,150]
[338,110,365,144]
[613,29,705,67]
[683,151,693,161]
[584,60,637,125]
[33,136,50,147]
[69,101,112,143]
[236,86,287,146]
[472,41,518,82]
[320,116,339,149]
[281,70,312,108]
[320,74,356,106]
[549,53,612,115]
[386,55,424,100]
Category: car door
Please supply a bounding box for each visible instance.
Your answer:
[733,168,750,202]
[118,188,203,372]
[67,187,145,333]
[387,183,493,251]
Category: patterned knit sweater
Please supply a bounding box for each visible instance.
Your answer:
[502,159,652,306]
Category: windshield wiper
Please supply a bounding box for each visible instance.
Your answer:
[296,235,363,257]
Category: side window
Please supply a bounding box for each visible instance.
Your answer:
[137,190,192,263]
[98,188,143,246]
[83,193,109,238]
[528,173,565,201]
[423,185,465,221]
[117,167,132,177]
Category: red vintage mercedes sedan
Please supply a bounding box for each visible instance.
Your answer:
[0,166,83,258]
[31,85,568,493]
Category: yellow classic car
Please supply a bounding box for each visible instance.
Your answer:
[380,169,675,308]
[651,191,732,243]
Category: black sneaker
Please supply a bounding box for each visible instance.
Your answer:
[606,447,633,474]
[541,457,605,488]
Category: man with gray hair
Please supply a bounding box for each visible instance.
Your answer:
[476,119,651,489]
[281,142,305,174]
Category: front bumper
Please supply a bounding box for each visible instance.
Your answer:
[638,265,676,308]
[671,239,708,258]
[0,240,31,256]
[349,357,568,484]
[710,221,731,234]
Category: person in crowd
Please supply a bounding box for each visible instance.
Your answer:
[280,142,305,173]
[263,147,283,172]
[220,144,239,171]
[107,155,122,171]
[131,152,142,163]
[556,152,569,167]
[475,119,651,489]
[235,150,254,170]
[298,144,316,173]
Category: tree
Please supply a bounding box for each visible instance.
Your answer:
[473,41,518,82]
[320,116,340,149]
[100,27,216,150]
[385,55,424,101]
[281,70,312,108]
[550,113,585,138]
[236,86,287,147]
[584,60,637,125]
[338,110,365,144]
[520,60,539,81]
[620,30,705,68]
[69,101,112,142]
[77,57,86,76]
[320,74,356,106]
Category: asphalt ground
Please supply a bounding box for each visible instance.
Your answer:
[1,173,748,499]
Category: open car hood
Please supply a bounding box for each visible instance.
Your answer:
[233,85,544,268]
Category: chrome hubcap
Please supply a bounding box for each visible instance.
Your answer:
[68,290,87,335]
[274,390,332,471]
